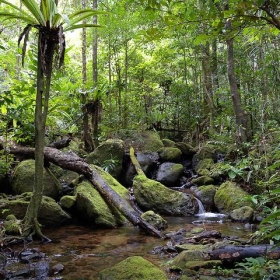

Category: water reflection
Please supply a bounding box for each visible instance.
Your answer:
[9,217,255,279]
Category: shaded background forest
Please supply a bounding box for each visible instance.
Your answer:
[1,0,280,148]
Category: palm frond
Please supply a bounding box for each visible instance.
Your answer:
[21,0,46,25]
[0,12,37,24]
[64,24,102,32]
[68,9,107,25]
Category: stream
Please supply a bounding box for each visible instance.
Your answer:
[6,215,255,279]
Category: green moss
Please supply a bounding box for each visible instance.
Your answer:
[59,195,76,209]
[162,138,176,147]
[158,147,182,162]
[175,142,196,156]
[214,181,253,213]
[75,181,123,227]
[133,174,196,215]
[191,176,214,186]
[185,260,222,270]
[141,210,167,230]
[11,159,61,198]
[195,158,214,172]
[98,256,168,280]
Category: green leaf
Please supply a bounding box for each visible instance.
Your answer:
[1,105,7,115]
[0,12,37,24]
[21,0,46,25]
[64,24,102,32]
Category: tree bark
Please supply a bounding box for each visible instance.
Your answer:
[10,146,163,238]
[226,20,248,143]
[209,245,280,263]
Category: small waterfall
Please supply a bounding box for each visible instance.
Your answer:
[194,197,205,214]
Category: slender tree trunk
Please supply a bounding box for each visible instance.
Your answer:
[23,31,53,241]
[123,40,128,128]
[92,0,100,148]
[226,21,248,143]
[81,0,94,152]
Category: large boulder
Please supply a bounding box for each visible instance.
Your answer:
[112,130,164,152]
[156,162,184,187]
[133,175,197,216]
[158,147,182,162]
[74,165,129,227]
[98,256,168,280]
[0,193,71,227]
[11,160,61,199]
[175,142,196,157]
[191,185,217,211]
[214,181,253,214]
[86,139,125,179]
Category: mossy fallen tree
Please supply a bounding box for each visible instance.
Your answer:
[9,145,163,238]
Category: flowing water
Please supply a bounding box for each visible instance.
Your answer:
[6,215,256,280]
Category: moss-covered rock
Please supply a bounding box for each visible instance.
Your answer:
[171,247,210,271]
[59,195,76,210]
[195,158,214,173]
[11,159,61,199]
[98,256,168,280]
[141,210,167,230]
[3,214,22,235]
[214,181,253,214]
[209,162,231,180]
[175,142,196,156]
[86,139,125,179]
[133,174,197,216]
[156,162,184,186]
[0,193,71,227]
[74,165,129,227]
[191,176,214,186]
[193,185,217,211]
[185,260,222,270]
[230,206,254,222]
[158,147,182,162]
[112,130,164,152]
[162,138,176,147]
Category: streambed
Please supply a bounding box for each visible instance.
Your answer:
[6,216,255,279]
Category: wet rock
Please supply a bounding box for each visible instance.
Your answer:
[230,206,254,222]
[34,261,50,279]
[158,147,182,162]
[74,165,129,227]
[175,142,196,156]
[192,185,217,211]
[98,256,168,280]
[133,174,197,216]
[0,193,71,227]
[86,139,125,179]
[191,176,214,186]
[141,210,167,230]
[52,263,64,275]
[11,159,61,199]
[156,162,184,187]
[214,181,253,214]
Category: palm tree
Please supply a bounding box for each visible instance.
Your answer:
[0,0,103,241]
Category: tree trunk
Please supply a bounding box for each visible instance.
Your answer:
[209,245,280,263]
[226,21,248,143]
[11,146,163,238]
[92,0,100,148]
[23,30,54,241]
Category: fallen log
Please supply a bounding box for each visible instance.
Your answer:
[10,146,163,238]
[209,245,280,262]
